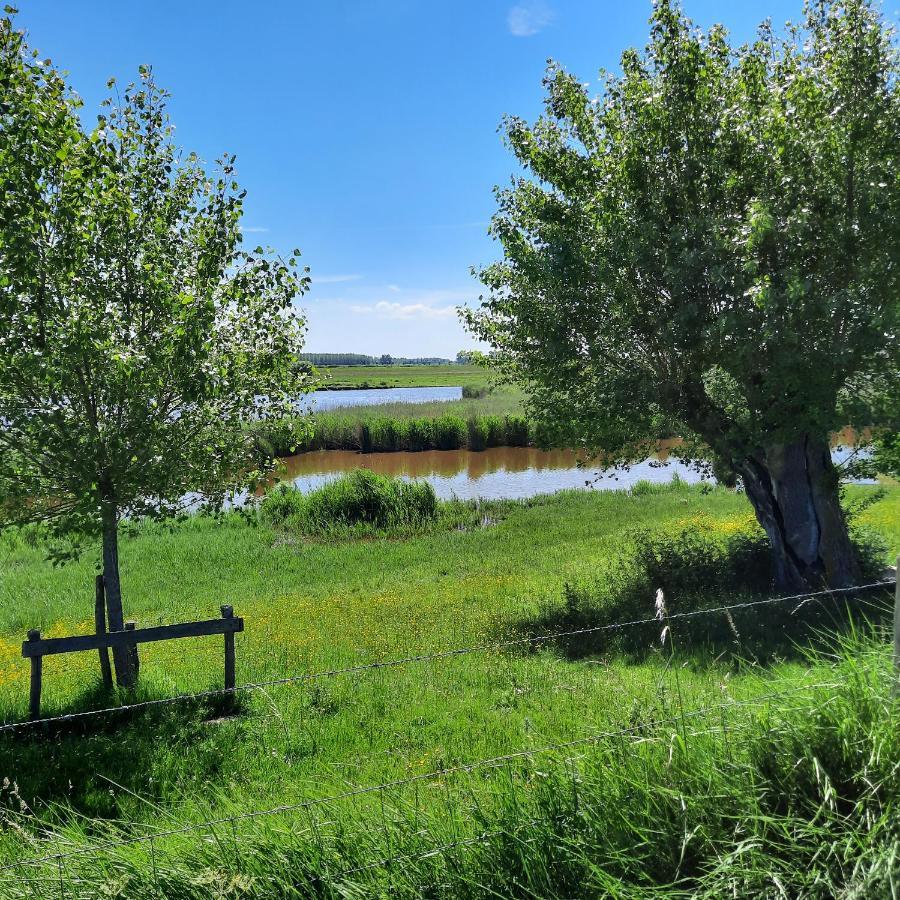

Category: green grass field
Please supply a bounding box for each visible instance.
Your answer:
[318,364,486,390]
[0,483,897,896]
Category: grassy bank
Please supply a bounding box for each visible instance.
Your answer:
[0,483,896,896]
[318,364,486,390]
[259,389,530,454]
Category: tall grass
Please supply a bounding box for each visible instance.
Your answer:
[260,470,438,533]
[0,485,895,897]
[252,390,529,455]
[0,636,895,897]
[261,411,531,455]
[514,502,890,660]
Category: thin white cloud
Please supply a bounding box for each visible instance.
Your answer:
[242,226,269,233]
[507,1,554,37]
[313,273,363,284]
[350,300,458,320]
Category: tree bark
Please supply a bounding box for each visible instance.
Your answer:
[737,435,858,592]
[100,495,135,687]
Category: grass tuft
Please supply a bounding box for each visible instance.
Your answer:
[260,470,438,534]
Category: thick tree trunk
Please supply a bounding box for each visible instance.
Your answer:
[737,435,858,592]
[101,498,135,688]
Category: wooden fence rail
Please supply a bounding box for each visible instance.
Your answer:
[22,606,243,720]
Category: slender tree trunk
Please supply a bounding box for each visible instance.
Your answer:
[100,496,135,687]
[737,434,858,592]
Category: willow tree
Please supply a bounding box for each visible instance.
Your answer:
[0,14,312,684]
[466,0,899,591]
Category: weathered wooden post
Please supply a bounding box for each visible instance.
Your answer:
[95,575,113,690]
[221,605,236,690]
[27,630,42,720]
[20,608,242,715]
[124,621,139,684]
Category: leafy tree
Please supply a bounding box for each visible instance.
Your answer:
[466,0,899,590]
[0,14,312,683]
[857,430,900,480]
[379,354,394,366]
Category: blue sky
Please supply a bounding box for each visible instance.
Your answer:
[17,0,825,357]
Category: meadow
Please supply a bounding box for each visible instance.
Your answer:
[0,480,896,896]
[317,364,486,390]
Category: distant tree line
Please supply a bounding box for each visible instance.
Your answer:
[298,353,465,366]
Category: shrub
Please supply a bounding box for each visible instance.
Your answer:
[260,471,438,534]
[519,507,893,660]
[848,523,889,581]
[258,483,307,526]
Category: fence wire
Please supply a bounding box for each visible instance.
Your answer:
[0,678,840,876]
[0,579,891,735]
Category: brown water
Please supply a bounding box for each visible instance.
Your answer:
[275,445,708,501]
[273,430,871,502]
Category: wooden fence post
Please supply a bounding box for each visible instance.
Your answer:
[221,605,236,690]
[27,630,42,720]
[95,575,113,690]
[21,610,243,713]
[125,621,139,683]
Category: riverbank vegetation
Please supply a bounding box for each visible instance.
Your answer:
[255,388,531,455]
[260,470,440,535]
[0,481,897,896]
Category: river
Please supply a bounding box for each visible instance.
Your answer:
[306,386,462,411]
[275,392,872,502]
[275,445,710,501]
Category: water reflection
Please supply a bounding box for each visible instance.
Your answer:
[275,446,708,501]
[274,431,873,502]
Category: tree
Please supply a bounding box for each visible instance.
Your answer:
[379,354,394,366]
[465,0,899,590]
[0,15,313,684]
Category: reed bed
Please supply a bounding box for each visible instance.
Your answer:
[255,390,531,455]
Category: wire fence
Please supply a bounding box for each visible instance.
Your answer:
[0,579,892,735]
[0,577,894,896]
[0,678,839,880]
